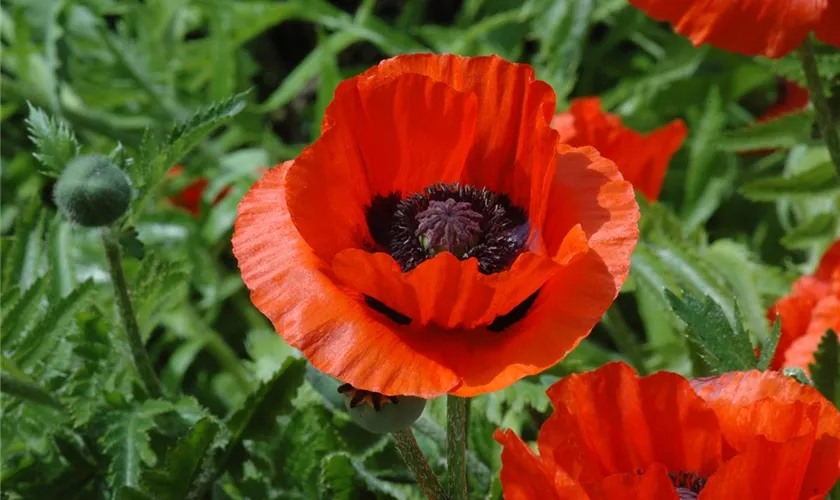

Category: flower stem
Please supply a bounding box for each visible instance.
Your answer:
[446,395,468,500]
[100,227,164,399]
[391,428,446,500]
[798,37,840,181]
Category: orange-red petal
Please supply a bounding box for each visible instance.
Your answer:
[785,296,840,370]
[815,0,840,48]
[690,369,840,445]
[332,249,574,330]
[628,0,827,58]
[233,163,462,397]
[495,429,586,500]
[287,73,479,261]
[540,363,723,483]
[552,97,686,201]
[589,464,679,500]
[815,238,840,282]
[361,54,559,229]
[700,427,821,500]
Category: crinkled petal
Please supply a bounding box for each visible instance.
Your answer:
[540,363,723,482]
[361,53,559,230]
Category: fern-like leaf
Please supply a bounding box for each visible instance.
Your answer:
[25,104,81,176]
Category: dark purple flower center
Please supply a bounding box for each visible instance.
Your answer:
[415,198,484,257]
[365,183,529,274]
[670,471,707,499]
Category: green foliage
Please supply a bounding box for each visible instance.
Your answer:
[140,418,221,500]
[719,110,817,152]
[4,0,840,498]
[741,158,840,201]
[666,290,757,373]
[25,104,81,176]
[811,330,840,405]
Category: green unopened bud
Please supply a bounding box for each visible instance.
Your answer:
[338,384,426,434]
[54,155,131,227]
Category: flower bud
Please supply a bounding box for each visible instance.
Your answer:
[339,384,426,434]
[54,155,131,227]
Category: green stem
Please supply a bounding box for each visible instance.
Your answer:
[446,395,468,500]
[601,306,650,376]
[391,429,446,500]
[413,415,491,493]
[0,371,66,412]
[101,227,164,399]
[798,37,840,181]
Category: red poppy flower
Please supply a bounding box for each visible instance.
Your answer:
[758,80,811,123]
[496,362,840,499]
[766,238,840,371]
[232,54,640,398]
[166,166,232,216]
[628,0,840,59]
[551,97,687,201]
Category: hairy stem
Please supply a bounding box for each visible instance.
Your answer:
[446,395,468,500]
[101,227,164,399]
[798,37,840,181]
[391,428,446,500]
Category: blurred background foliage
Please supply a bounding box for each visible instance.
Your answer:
[2,0,840,498]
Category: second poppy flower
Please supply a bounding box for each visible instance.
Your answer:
[496,362,840,499]
[233,54,640,398]
[552,98,687,201]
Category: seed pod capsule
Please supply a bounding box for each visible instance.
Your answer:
[338,384,426,434]
[54,155,131,227]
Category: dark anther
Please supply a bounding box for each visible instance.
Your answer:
[487,292,539,332]
[365,183,529,274]
[669,471,707,500]
[415,198,483,257]
[364,296,412,325]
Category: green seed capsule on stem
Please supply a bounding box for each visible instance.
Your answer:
[54,155,131,227]
[339,384,426,434]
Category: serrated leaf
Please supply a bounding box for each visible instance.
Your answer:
[319,452,406,500]
[781,213,837,249]
[25,103,81,176]
[63,315,115,427]
[97,399,175,491]
[1,276,47,347]
[810,329,839,404]
[15,280,95,369]
[132,254,189,338]
[665,290,756,373]
[131,92,248,214]
[719,110,816,152]
[226,357,305,441]
[758,317,782,371]
[740,160,839,201]
[141,418,220,500]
